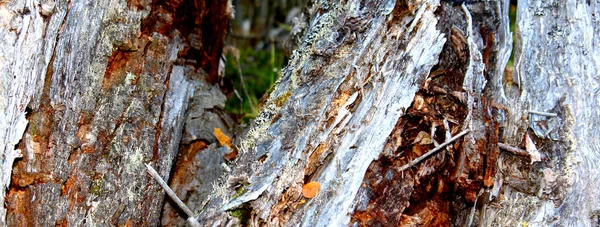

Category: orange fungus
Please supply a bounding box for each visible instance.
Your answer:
[302,181,320,198]
[213,128,232,148]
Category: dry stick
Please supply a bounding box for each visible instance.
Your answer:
[397,130,470,172]
[528,110,558,117]
[498,142,530,157]
[145,163,201,227]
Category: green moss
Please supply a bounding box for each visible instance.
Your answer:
[229,184,252,223]
[507,4,517,67]
[149,38,159,49]
[229,206,250,225]
[90,178,103,196]
[230,209,243,218]
[232,185,246,199]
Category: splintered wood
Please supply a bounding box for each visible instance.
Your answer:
[352,2,510,226]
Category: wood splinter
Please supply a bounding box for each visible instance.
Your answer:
[528,110,558,117]
[145,163,201,227]
[397,130,470,172]
[497,142,530,158]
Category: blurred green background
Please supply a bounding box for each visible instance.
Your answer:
[224,0,307,122]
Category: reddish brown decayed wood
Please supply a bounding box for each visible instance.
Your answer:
[6,0,230,225]
[351,3,505,225]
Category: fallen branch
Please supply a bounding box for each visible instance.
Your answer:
[145,163,201,227]
[396,130,470,172]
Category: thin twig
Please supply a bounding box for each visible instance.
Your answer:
[528,110,558,117]
[397,130,470,172]
[498,142,530,157]
[467,188,484,227]
[235,56,257,114]
[145,164,201,227]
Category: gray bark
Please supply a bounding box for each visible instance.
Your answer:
[489,0,600,226]
[0,0,230,226]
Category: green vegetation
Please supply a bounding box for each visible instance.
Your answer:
[233,185,246,199]
[230,205,251,225]
[508,4,517,67]
[224,44,285,122]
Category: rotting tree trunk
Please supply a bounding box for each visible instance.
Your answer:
[195,0,512,225]
[188,0,599,227]
[1,0,598,226]
[0,0,231,226]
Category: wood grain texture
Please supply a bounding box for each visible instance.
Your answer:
[489,0,600,226]
[0,0,229,226]
[2,0,598,226]
[195,0,447,225]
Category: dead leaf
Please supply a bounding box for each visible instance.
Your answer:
[413,95,426,111]
[413,131,432,145]
[302,181,320,199]
[214,128,232,148]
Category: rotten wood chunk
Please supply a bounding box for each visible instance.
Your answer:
[351,2,509,226]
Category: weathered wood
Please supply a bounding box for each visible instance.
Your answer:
[352,1,512,225]
[2,0,598,226]
[488,0,600,226]
[196,0,450,225]
[0,0,230,226]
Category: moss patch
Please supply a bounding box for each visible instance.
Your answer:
[229,204,251,225]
